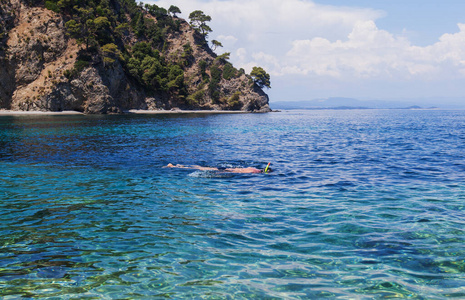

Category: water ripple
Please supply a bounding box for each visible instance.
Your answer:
[1,110,465,298]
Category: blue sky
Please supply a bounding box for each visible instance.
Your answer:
[151,0,465,105]
[321,0,465,46]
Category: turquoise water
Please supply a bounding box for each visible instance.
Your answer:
[1,110,465,299]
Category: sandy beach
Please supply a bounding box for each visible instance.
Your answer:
[0,109,250,116]
[126,109,248,114]
[0,110,84,115]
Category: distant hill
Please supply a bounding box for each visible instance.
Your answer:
[271,98,367,109]
[271,98,402,110]
[271,97,460,110]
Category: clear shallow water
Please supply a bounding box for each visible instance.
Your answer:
[1,110,465,299]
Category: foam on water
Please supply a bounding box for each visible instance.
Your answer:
[187,170,234,178]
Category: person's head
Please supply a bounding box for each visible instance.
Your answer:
[262,167,273,173]
[263,162,272,173]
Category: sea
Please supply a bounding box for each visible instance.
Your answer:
[1,109,465,299]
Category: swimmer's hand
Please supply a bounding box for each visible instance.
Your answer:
[165,163,184,168]
[164,163,190,169]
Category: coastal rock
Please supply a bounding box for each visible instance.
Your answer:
[0,0,17,109]
[0,60,15,109]
[0,0,270,114]
[71,67,119,114]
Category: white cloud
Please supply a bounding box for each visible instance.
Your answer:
[280,21,465,80]
[283,21,412,78]
[216,35,238,44]
[148,0,465,99]
[151,0,382,56]
[234,48,247,64]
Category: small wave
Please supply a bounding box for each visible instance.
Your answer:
[188,170,234,178]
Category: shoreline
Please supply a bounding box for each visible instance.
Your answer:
[0,110,84,116]
[0,109,251,116]
[125,109,249,114]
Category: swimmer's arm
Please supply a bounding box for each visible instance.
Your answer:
[165,164,218,171]
[192,166,218,171]
[165,163,186,168]
[165,163,192,169]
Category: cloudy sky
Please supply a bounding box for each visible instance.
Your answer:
[150,0,465,105]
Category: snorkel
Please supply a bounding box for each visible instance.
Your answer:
[264,162,271,174]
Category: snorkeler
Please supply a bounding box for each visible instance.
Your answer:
[165,163,272,174]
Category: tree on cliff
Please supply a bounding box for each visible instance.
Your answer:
[100,43,122,66]
[65,7,112,50]
[65,7,95,50]
[189,10,212,37]
[251,67,271,89]
[168,5,181,17]
[211,40,222,51]
[144,4,168,18]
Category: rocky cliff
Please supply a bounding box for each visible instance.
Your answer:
[0,0,270,114]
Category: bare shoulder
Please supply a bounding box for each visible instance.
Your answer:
[226,167,262,174]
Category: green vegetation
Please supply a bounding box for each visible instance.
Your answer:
[64,5,113,50]
[250,66,271,89]
[168,5,181,17]
[125,41,187,97]
[198,60,208,81]
[215,52,230,63]
[223,63,237,80]
[41,0,186,93]
[208,65,222,103]
[64,55,91,78]
[187,89,205,105]
[32,0,270,108]
[181,43,194,66]
[188,10,212,37]
[100,43,122,66]
[228,91,242,109]
[45,1,59,12]
[211,40,222,51]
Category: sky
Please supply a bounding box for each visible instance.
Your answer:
[149,0,465,105]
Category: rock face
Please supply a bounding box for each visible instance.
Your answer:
[0,0,17,109]
[0,0,270,114]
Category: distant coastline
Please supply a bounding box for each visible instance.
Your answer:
[270,97,465,110]
[270,106,441,111]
